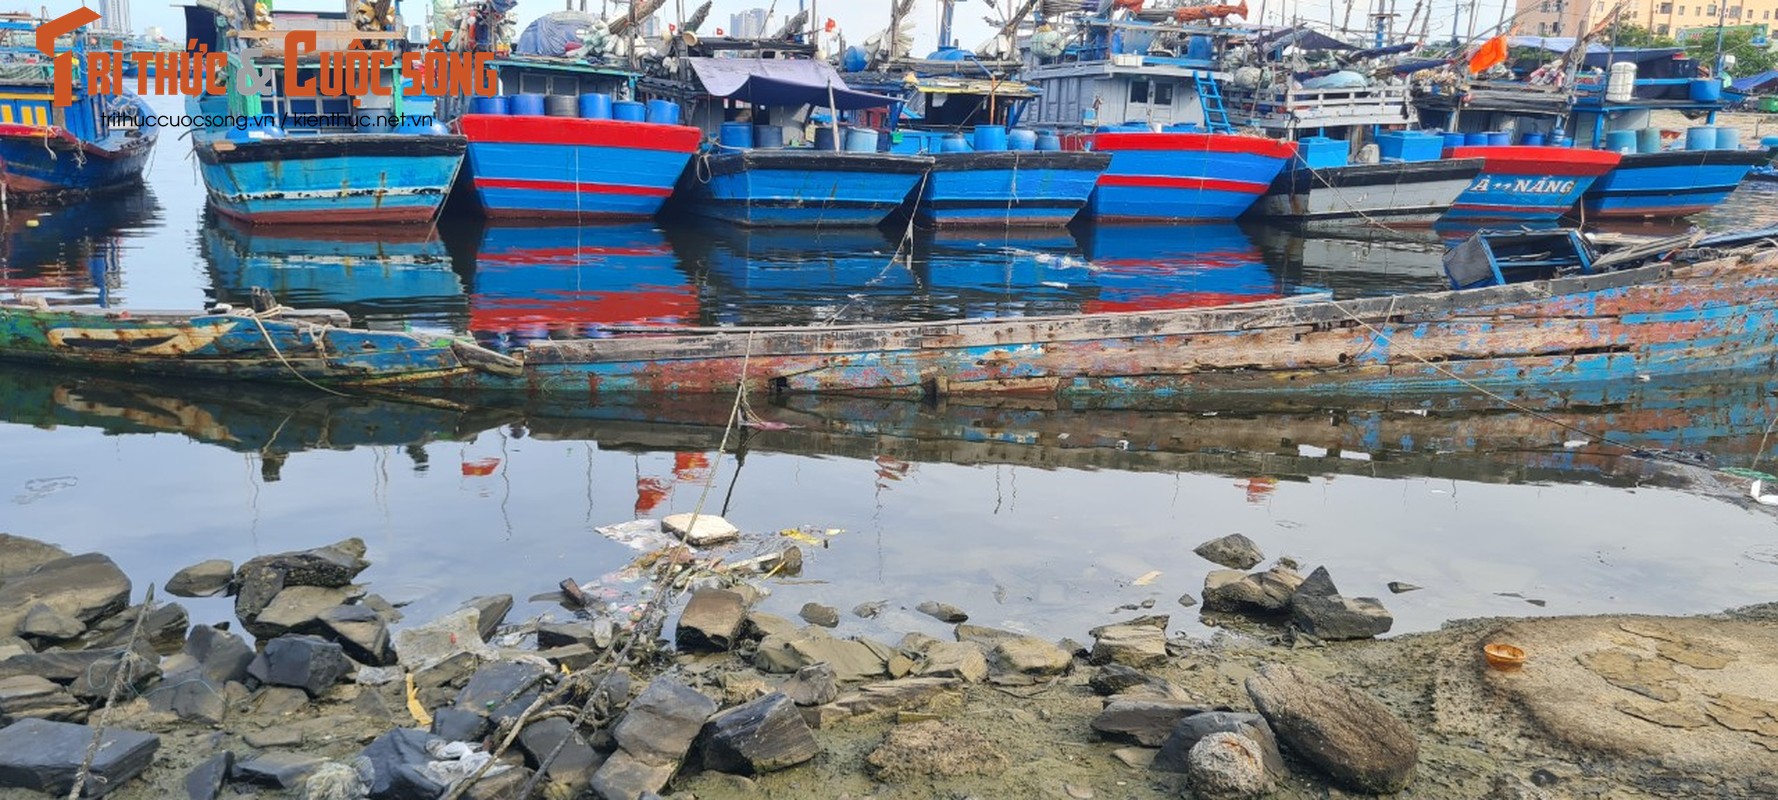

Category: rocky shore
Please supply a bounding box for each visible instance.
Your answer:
[0,523,1775,800]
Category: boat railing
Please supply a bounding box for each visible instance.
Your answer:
[1222,83,1412,128]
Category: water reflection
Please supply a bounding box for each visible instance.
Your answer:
[0,189,160,307]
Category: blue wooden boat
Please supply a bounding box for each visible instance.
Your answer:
[184,6,466,224]
[662,57,932,227]
[0,19,157,204]
[445,50,701,219]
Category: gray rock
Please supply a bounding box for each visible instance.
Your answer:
[231,563,285,625]
[797,602,840,628]
[455,661,549,727]
[780,663,838,707]
[234,752,325,790]
[1088,615,1169,667]
[756,635,888,681]
[361,594,405,625]
[358,728,446,800]
[851,601,885,619]
[249,635,352,697]
[539,644,599,671]
[1178,593,1198,608]
[540,622,603,650]
[1202,566,1303,614]
[459,595,512,641]
[183,751,234,800]
[1295,567,1340,598]
[0,674,85,723]
[159,673,228,725]
[1153,712,1285,777]
[0,717,158,796]
[807,678,961,727]
[1246,663,1419,793]
[916,601,968,623]
[700,692,819,774]
[588,749,674,800]
[743,612,799,641]
[19,604,84,641]
[66,645,161,701]
[0,637,29,661]
[1091,699,1207,746]
[0,553,132,638]
[233,538,369,623]
[243,728,303,748]
[518,718,603,793]
[1486,773,1557,800]
[431,707,489,742]
[610,677,717,765]
[0,534,69,579]
[247,585,355,640]
[166,560,234,599]
[1187,732,1275,799]
[914,642,989,683]
[183,624,255,685]
[992,636,1073,676]
[1089,664,1166,697]
[1387,582,1422,594]
[951,624,1022,647]
[1193,534,1265,570]
[1289,594,1394,641]
[90,603,189,653]
[677,589,750,651]
[318,604,396,666]
[0,643,152,685]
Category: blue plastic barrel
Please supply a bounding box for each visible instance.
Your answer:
[1035,130,1062,151]
[1763,135,1778,148]
[471,96,508,115]
[719,121,753,149]
[754,125,784,149]
[645,99,680,125]
[1549,133,1572,148]
[844,128,879,152]
[1686,125,1717,151]
[1008,129,1038,151]
[1717,126,1741,150]
[1442,132,1466,150]
[1463,132,1488,146]
[973,125,1009,152]
[612,101,646,122]
[1636,127,1662,153]
[814,126,839,151]
[1690,78,1723,102]
[1520,132,1545,146]
[508,93,545,116]
[941,133,970,153]
[1486,131,1511,146]
[1605,129,1638,154]
[578,93,613,119]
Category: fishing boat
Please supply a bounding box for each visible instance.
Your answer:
[840,2,1111,228]
[183,0,466,224]
[654,51,932,227]
[441,6,702,220]
[1215,26,1484,225]
[1021,1,1298,221]
[0,16,157,204]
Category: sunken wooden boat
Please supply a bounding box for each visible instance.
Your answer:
[363,229,1778,400]
[0,295,520,386]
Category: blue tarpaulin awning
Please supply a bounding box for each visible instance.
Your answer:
[686,58,899,110]
[1733,69,1778,91]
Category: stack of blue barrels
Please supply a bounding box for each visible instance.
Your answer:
[471,93,683,125]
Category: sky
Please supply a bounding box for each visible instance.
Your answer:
[47,0,1513,51]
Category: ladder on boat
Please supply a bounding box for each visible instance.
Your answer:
[1194,72,1234,133]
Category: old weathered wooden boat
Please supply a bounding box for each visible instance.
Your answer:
[333,230,1778,400]
[0,298,519,385]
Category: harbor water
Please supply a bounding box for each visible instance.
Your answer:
[5,103,1778,648]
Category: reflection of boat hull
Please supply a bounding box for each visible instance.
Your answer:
[1260,158,1483,225]
[202,218,465,320]
[0,124,155,203]
[917,151,1111,228]
[394,248,1778,399]
[193,134,466,224]
[1441,145,1620,222]
[455,115,700,220]
[680,150,932,227]
[468,223,695,340]
[1073,132,1296,222]
[1581,150,1767,219]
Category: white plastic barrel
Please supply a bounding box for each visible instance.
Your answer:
[1606,62,1637,103]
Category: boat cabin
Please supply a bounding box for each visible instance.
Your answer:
[0,17,143,140]
[656,56,902,151]
[1021,9,1232,129]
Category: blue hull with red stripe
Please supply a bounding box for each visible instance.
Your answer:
[1580,149,1766,219]
[456,114,701,220]
[1069,131,1297,222]
[917,150,1112,228]
[679,149,933,228]
[1440,145,1621,223]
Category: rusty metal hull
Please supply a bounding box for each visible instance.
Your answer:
[379,251,1778,400]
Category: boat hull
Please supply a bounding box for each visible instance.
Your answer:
[1073,132,1296,222]
[681,150,931,227]
[193,134,467,224]
[1260,158,1484,225]
[1441,145,1621,222]
[0,125,155,203]
[378,251,1778,400]
[916,150,1111,228]
[456,114,700,220]
[1580,149,1767,219]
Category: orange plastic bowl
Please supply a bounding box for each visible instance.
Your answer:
[1484,643,1527,670]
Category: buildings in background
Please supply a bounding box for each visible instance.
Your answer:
[98,0,131,33]
[730,7,770,38]
[1515,0,1777,37]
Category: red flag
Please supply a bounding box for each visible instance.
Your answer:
[1468,36,1509,74]
[824,17,837,32]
